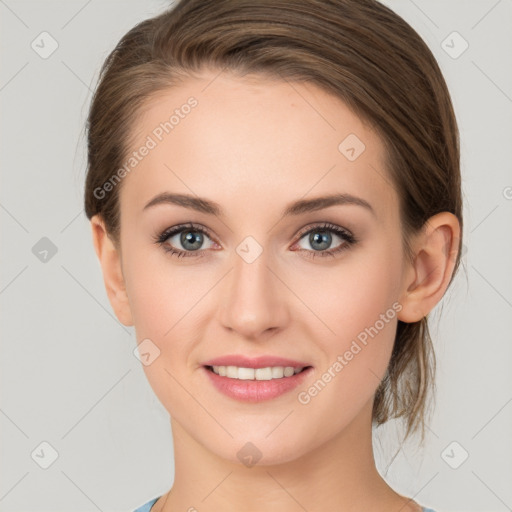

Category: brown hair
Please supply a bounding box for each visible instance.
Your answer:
[84,0,463,441]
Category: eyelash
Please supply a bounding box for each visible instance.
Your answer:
[153,222,358,260]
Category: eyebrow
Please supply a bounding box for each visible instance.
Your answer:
[143,192,376,218]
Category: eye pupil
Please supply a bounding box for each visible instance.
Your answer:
[181,231,203,250]
[310,231,331,250]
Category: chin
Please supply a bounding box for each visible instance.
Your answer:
[204,430,315,468]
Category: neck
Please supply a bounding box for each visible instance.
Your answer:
[155,398,419,512]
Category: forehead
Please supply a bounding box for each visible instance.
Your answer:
[121,69,396,221]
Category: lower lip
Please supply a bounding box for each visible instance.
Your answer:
[202,366,313,402]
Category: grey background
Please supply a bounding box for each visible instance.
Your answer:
[1,1,511,511]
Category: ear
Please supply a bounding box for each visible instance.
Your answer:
[397,212,461,323]
[90,214,134,326]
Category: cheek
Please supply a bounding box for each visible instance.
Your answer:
[297,245,402,341]
[296,248,402,397]
[123,250,204,412]
[122,239,193,336]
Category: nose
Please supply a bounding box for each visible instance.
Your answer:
[219,245,290,340]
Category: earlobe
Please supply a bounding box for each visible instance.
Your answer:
[397,212,461,323]
[90,215,134,327]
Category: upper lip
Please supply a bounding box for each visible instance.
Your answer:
[202,355,311,369]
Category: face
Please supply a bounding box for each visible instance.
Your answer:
[113,69,411,465]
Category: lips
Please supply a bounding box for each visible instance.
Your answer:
[201,354,311,369]
[203,364,314,402]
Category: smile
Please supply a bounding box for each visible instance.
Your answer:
[203,365,313,402]
[207,365,307,380]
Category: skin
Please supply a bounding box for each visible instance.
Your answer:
[91,68,460,512]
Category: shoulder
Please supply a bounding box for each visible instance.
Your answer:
[132,496,160,512]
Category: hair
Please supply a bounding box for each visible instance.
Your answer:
[84,0,463,442]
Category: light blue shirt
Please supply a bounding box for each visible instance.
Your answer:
[133,496,437,511]
[133,497,158,512]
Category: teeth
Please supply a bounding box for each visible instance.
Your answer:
[210,365,305,380]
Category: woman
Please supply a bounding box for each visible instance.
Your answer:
[84,1,462,510]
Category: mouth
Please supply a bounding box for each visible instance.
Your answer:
[204,364,312,380]
[202,364,314,402]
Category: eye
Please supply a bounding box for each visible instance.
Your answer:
[292,222,357,259]
[154,221,358,260]
[153,222,217,259]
